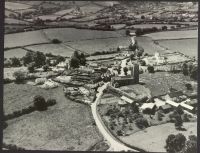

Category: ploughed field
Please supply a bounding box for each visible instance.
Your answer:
[3,84,103,150]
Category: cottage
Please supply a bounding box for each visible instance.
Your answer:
[140,103,157,114]
[166,100,179,107]
[121,96,133,104]
[154,98,166,107]
[159,104,173,114]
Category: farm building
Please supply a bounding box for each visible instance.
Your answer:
[140,103,157,114]
[158,104,173,114]
[154,98,166,107]
[143,52,167,66]
[165,100,179,107]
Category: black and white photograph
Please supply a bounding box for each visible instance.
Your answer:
[2,0,198,152]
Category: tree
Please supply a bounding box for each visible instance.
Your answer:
[140,60,146,66]
[70,56,80,68]
[79,53,86,66]
[51,38,62,44]
[136,46,144,59]
[182,135,197,153]
[28,63,35,73]
[125,29,130,36]
[22,52,34,66]
[13,70,26,83]
[129,44,137,51]
[165,133,186,153]
[34,51,46,67]
[10,57,21,67]
[190,66,197,80]
[141,15,145,19]
[174,114,183,130]
[185,83,193,90]
[43,65,49,72]
[162,26,168,31]
[33,95,47,111]
[56,55,65,64]
[135,28,143,36]
[147,65,154,73]
[182,62,188,76]
[175,107,184,115]
[123,67,128,75]
[135,117,149,129]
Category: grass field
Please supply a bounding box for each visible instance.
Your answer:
[121,122,197,152]
[158,39,198,58]
[5,18,30,25]
[5,30,49,48]
[4,67,28,80]
[136,36,170,55]
[3,85,103,150]
[66,37,130,53]
[43,28,121,42]
[24,43,75,57]
[140,72,193,97]
[145,30,198,40]
[80,3,104,14]
[5,2,32,10]
[4,48,27,59]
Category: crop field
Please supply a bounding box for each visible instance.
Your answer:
[42,28,121,42]
[158,39,198,58]
[24,44,75,57]
[4,48,27,59]
[5,2,32,10]
[145,30,198,40]
[136,36,170,55]
[4,30,50,48]
[66,37,130,54]
[121,122,197,152]
[140,72,192,97]
[5,18,30,25]
[3,85,103,150]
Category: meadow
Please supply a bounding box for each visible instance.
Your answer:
[3,85,103,150]
[5,2,32,10]
[66,37,130,54]
[4,48,27,59]
[42,28,121,42]
[4,30,50,48]
[145,29,198,40]
[121,122,197,152]
[24,44,75,57]
[158,39,198,58]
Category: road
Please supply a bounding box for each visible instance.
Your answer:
[91,82,139,152]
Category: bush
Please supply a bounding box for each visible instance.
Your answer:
[52,39,62,44]
[28,63,35,73]
[135,117,149,129]
[185,83,193,90]
[13,70,27,83]
[4,78,12,84]
[10,57,21,67]
[147,65,155,73]
[46,98,56,106]
[33,95,47,111]
[43,65,49,72]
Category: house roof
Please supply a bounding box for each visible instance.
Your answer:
[180,103,194,110]
[154,98,166,107]
[166,100,179,107]
[159,104,172,110]
[168,90,184,98]
[141,103,156,110]
[118,100,127,105]
[121,96,133,104]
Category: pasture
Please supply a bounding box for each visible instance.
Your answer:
[158,39,198,58]
[121,122,197,152]
[145,30,198,40]
[66,37,130,54]
[3,85,103,150]
[24,44,75,57]
[4,30,49,48]
[5,18,30,25]
[5,2,32,10]
[4,48,27,59]
[42,28,121,42]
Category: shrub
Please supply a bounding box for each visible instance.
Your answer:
[13,70,27,83]
[4,78,12,84]
[10,57,21,67]
[147,65,155,73]
[28,63,35,73]
[43,65,49,72]
[185,83,193,90]
[33,95,47,111]
[135,117,149,129]
[52,39,62,44]
[46,98,56,106]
